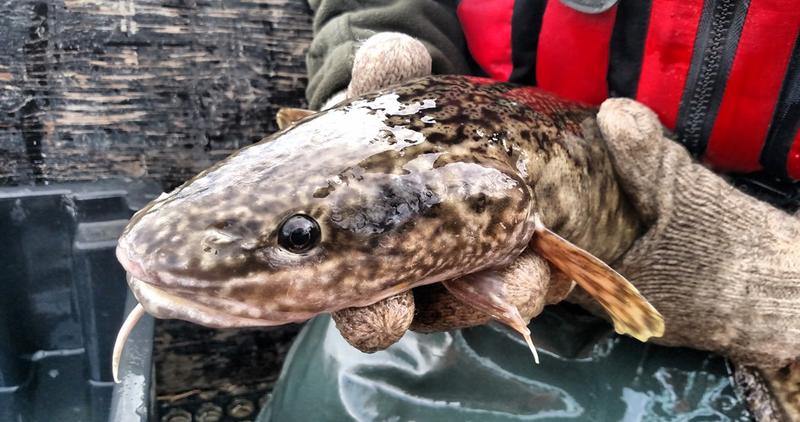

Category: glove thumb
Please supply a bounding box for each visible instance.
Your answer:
[596,98,693,223]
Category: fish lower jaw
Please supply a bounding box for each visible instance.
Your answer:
[129,277,286,329]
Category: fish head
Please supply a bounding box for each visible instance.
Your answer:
[116,83,537,328]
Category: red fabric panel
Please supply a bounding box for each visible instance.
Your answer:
[457,0,514,81]
[788,131,800,180]
[636,1,704,129]
[535,1,617,105]
[705,2,800,174]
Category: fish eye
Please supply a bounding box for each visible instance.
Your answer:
[278,214,321,253]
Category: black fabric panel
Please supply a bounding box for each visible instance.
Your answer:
[608,0,651,98]
[675,0,748,156]
[761,33,800,180]
[730,173,800,212]
[508,0,546,85]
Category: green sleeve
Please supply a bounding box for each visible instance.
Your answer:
[306,0,471,109]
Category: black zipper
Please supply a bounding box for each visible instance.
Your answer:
[675,0,749,156]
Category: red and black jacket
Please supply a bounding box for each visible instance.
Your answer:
[456,0,800,189]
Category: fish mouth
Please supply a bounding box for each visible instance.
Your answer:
[115,241,305,328]
[127,276,286,328]
[113,241,300,383]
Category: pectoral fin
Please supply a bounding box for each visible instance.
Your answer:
[530,215,665,342]
[276,108,316,130]
[443,272,540,364]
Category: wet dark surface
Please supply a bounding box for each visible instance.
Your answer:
[153,319,301,422]
[0,180,161,422]
[264,304,753,422]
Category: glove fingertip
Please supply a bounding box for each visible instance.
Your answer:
[348,32,432,97]
[332,290,415,353]
[597,99,663,165]
[597,98,670,221]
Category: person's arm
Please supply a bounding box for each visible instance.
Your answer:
[306,0,470,109]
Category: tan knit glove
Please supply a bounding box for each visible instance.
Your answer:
[593,99,800,370]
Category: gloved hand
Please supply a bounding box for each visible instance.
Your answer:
[590,99,800,369]
[329,33,800,371]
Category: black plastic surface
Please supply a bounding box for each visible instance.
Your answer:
[109,294,155,422]
[0,179,161,422]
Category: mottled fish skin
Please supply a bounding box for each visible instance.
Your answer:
[116,75,641,328]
